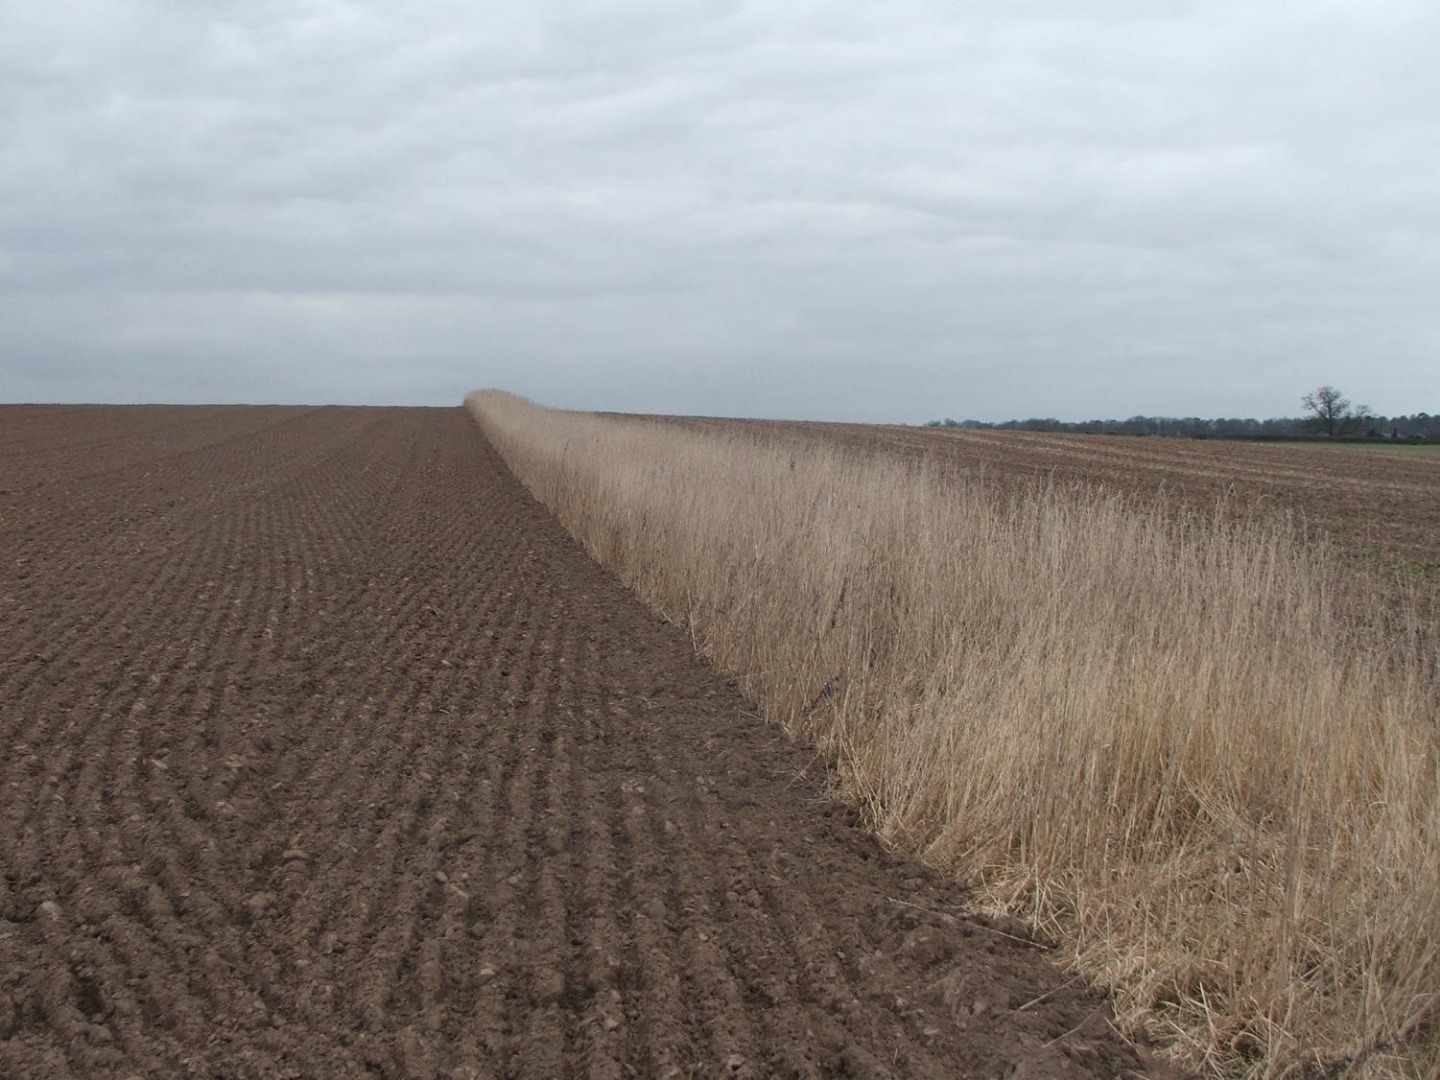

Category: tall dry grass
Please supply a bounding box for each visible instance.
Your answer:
[467,390,1440,1077]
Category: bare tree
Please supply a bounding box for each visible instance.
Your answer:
[1352,403,1376,436]
[1302,385,1351,436]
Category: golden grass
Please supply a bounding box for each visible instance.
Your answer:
[467,390,1440,1078]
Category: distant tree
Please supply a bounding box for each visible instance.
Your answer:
[923,396,1440,441]
[1352,403,1377,437]
[1302,385,1351,436]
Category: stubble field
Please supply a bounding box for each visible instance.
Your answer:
[0,406,1156,1079]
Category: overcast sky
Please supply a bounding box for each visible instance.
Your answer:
[2,1,1436,421]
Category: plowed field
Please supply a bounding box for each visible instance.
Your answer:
[647,417,1440,568]
[0,407,1158,1079]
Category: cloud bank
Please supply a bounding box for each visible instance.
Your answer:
[2,0,1436,420]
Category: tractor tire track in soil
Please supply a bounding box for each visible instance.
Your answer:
[0,406,1162,1078]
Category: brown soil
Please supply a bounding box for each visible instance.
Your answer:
[0,406,1164,1078]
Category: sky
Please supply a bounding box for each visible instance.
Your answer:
[2,0,1437,422]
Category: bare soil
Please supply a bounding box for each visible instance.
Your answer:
[0,406,1163,1078]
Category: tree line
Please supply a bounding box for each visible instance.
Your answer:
[928,386,1440,442]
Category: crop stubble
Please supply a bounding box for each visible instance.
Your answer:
[0,406,1158,1078]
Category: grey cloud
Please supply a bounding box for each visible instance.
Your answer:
[1,0,1437,418]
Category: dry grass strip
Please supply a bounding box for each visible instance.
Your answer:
[467,390,1440,1078]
